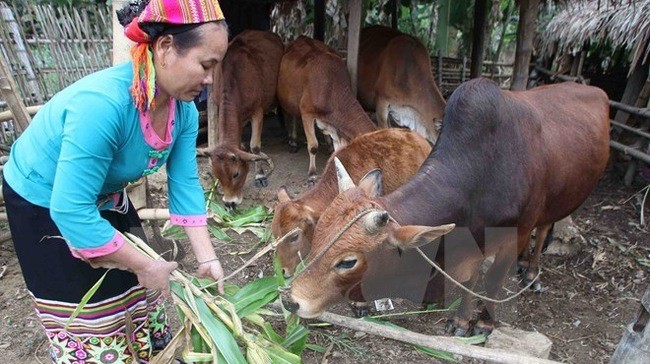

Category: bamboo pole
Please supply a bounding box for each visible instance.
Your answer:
[0,105,41,122]
[0,2,42,104]
[0,53,31,133]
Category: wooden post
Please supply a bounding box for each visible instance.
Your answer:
[390,0,399,29]
[469,0,488,79]
[0,53,31,133]
[0,2,42,104]
[346,0,362,95]
[437,49,443,88]
[510,0,540,91]
[111,0,132,65]
[207,62,221,148]
[314,0,325,42]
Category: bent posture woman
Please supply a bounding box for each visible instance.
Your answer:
[3,0,228,362]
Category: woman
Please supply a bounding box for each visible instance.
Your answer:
[2,0,228,362]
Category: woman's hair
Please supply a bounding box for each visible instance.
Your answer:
[116,1,227,55]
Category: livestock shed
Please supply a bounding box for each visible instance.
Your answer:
[536,0,650,184]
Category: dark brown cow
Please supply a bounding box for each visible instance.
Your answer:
[277,36,377,185]
[283,79,610,336]
[200,30,284,208]
[272,129,432,277]
[358,25,446,143]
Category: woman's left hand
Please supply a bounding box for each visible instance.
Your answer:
[197,259,225,294]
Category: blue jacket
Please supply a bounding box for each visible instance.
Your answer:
[4,62,207,255]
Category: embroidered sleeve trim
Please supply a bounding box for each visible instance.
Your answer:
[170,214,207,226]
[69,230,125,259]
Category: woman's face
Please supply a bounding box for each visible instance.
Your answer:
[154,22,228,102]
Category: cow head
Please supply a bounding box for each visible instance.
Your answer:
[271,186,317,278]
[282,158,454,318]
[199,145,268,209]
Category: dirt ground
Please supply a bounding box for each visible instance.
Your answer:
[1,117,649,363]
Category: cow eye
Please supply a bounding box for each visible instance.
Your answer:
[230,155,237,162]
[289,232,300,243]
[233,172,240,179]
[335,258,357,270]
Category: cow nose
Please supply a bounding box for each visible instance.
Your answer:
[282,268,293,279]
[282,298,300,313]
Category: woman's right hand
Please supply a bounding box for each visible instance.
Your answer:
[134,260,178,297]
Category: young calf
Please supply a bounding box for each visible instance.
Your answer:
[277,36,377,185]
[283,79,610,336]
[272,129,432,277]
[200,30,284,209]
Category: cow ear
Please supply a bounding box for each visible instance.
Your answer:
[277,186,291,202]
[334,157,355,192]
[387,223,455,249]
[358,168,382,197]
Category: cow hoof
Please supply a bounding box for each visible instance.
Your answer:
[444,319,469,337]
[255,177,268,188]
[472,322,494,336]
[349,303,370,318]
[307,177,317,188]
[516,261,529,277]
[288,141,299,153]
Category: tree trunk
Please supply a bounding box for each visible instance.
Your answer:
[510,0,540,91]
[470,0,489,78]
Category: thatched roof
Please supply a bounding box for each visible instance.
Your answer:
[539,0,650,69]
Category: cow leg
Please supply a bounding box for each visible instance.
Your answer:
[376,98,390,129]
[288,115,299,153]
[473,238,521,336]
[444,267,480,337]
[250,110,267,188]
[522,224,552,292]
[302,115,319,187]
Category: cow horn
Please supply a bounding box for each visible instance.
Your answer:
[334,157,355,192]
[364,210,390,234]
[196,147,213,157]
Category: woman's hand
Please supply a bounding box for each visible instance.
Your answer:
[197,259,225,294]
[134,260,178,297]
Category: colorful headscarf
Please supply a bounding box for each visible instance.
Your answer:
[124,0,225,112]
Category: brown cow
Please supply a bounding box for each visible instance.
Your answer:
[277,36,377,185]
[272,128,432,278]
[200,30,284,209]
[358,25,446,143]
[283,79,610,336]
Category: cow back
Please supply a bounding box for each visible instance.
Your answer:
[217,30,284,144]
[357,25,446,141]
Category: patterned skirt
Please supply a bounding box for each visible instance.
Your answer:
[3,180,172,363]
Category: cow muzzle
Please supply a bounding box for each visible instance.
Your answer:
[280,291,300,313]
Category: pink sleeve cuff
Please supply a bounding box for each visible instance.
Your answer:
[170,214,207,226]
[69,231,125,259]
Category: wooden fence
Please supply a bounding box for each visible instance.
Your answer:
[0,1,112,109]
[431,54,513,97]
